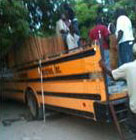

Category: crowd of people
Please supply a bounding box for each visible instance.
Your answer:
[89,8,135,88]
[90,8,136,136]
[55,5,135,69]
[56,3,80,51]
[89,8,134,68]
[56,5,136,136]
[94,8,136,136]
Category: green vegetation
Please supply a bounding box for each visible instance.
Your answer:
[0,0,30,57]
[75,0,99,38]
[75,0,136,38]
[0,0,75,57]
[0,0,136,57]
[75,0,100,38]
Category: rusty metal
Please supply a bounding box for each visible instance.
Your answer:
[109,102,126,140]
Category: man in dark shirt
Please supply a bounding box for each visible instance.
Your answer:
[89,18,109,50]
[89,18,110,85]
[63,3,80,35]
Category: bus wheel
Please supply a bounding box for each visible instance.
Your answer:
[26,91,43,120]
[27,92,38,119]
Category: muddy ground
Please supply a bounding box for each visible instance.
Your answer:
[0,99,120,140]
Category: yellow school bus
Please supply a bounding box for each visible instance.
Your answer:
[1,43,128,122]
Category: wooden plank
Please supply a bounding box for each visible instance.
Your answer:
[10,35,66,66]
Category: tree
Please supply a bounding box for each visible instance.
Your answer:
[0,0,75,58]
[74,0,136,38]
[23,0,75,36]
[74,0,100,38]
[1,0,135,58]
[0,0,30,57]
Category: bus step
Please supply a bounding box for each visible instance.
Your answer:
[119,118,128,124]
[116,109,128,114]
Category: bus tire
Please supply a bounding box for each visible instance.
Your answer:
[26,90,43,120]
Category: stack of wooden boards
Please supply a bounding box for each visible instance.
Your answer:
[8,36,65,67]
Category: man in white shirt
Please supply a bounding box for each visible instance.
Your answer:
[56,14,69,46]
[56,14,69,36]
[100,43,136,134]
[116,8,134,66]
[66,25,80,51]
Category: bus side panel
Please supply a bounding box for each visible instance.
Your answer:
[2,81,25,101]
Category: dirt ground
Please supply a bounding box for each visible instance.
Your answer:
[0,99,120,140]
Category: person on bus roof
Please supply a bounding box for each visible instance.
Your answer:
[63,3,80,36]
[66,25,80,51]
[56,14,69,40]
[100,43,136,135]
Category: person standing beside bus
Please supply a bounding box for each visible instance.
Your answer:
[89,18,110,62]
[100,44,136,135]
[108,23,118,69]
[115,8,134,66]
[89,18,111,85]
